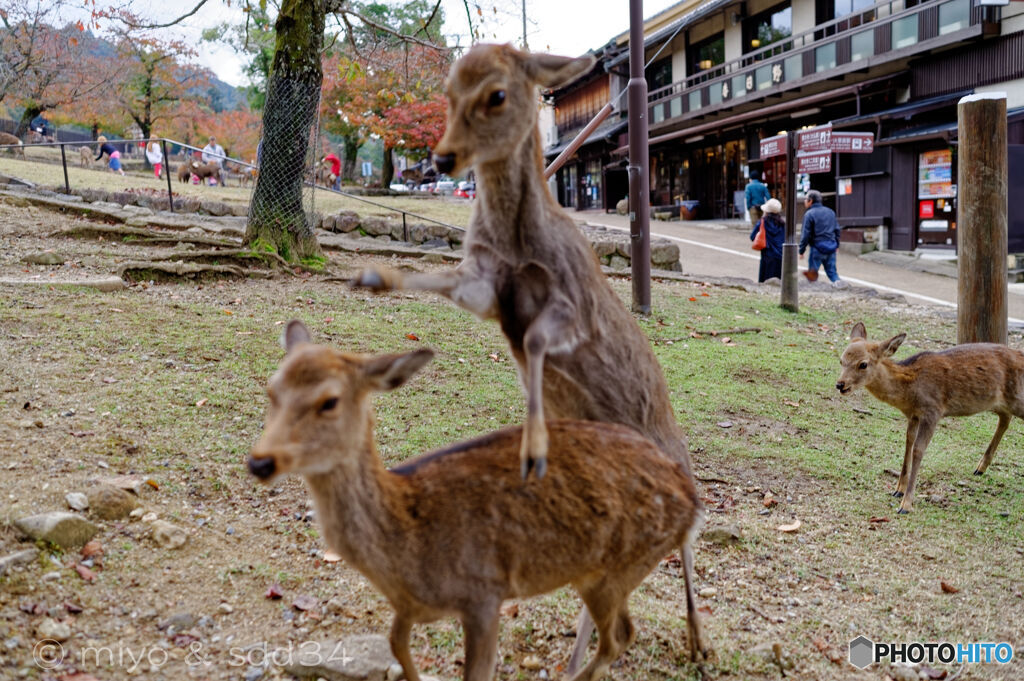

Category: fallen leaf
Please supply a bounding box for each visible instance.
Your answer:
[69,431,95,437]
[488,353,500,361]
[720,337,731,344]
[688,297,697,302]
[697,604,713,616]
[195,398,208,407]
[81,541,103,559]
[324,317,334,324]
[406,333,420,341]
[783,400,800,407]
[500,603,519,618]
[716,421,734,428]
[940,580,959,594]
[265,583,284,599]
[701,292,710,297]
[869,516,889,523]
[690,332,702,339]
[145,479,160,490]
[101,377,117,384]
[74,563,97,582]
[223,309,233,315]
[292,594,318,611]
[777,519,802,533]
[763,494,777,508]
[64,601,84,614]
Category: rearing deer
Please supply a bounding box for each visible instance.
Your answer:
[248,321,705,681]
[351,43,709,669]
[837,321,1024,513]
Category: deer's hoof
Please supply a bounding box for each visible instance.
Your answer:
[521,454,547,481]
[973,468,985,476]
[892,490,905,498]
[896,507,911,515]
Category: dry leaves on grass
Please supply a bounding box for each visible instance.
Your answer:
[940,581,960,594]
[777,519,802,533]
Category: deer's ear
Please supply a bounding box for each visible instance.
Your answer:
[362,349,435,392]
[282,320,312,353]
[850,322,867,341]
[880,333,906,357]
[522,52,596,89]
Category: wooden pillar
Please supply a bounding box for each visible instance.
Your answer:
[781,131,799,312]
[957,93,1007,345]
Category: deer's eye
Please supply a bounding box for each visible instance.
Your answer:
[487,90,506,108]
[858,362,868,370]
[319,397,339,414]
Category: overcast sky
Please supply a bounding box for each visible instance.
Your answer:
[108,0,682,87]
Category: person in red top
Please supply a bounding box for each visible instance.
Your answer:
[321,152,341,190]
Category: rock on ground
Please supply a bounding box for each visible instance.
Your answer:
[0,548,39,576]
[86,484,140,520]
[13,512,99,548]
[282,634,399,681]
[702,524,742,546]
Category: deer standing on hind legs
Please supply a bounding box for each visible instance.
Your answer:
[248,321,704,681]
[351,44,710,670]
[837,321,1024,513]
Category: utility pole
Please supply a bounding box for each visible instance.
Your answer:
[627,0,651,314]
[522,0,528,49]
[781,131,798,312]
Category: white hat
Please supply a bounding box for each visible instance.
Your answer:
[761,198,782,214]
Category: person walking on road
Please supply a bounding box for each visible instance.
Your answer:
[750,198,785,282]
[799,189,842,284]
[745,170,771,228]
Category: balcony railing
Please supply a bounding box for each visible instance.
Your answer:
[647,0,991,128]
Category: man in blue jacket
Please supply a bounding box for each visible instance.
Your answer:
[799,190,842,283]
[745,170,771,228]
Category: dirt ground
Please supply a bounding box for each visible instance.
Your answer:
[0,195,1021,681]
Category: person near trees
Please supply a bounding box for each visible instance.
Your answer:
[95,136,124,176]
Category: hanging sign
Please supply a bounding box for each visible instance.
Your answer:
[797,150,832,174]
[831,131,875,153]
[759,133,788,159]
[797,124,833,152]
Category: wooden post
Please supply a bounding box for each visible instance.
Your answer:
[780,131,799,312]
[957,93,1007,344]
[627,0,651,314]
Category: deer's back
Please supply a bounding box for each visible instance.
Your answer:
[384,420,698,605]
[897,344,1024,416]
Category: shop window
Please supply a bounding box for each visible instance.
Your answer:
[689,90,702,112]
[815,42,837,72]
[784,54,802,81]
[646,59,672,95]
[938,0,970,34]
[732,74,747,99]
[689,33,725,79]
[743,2,792,57]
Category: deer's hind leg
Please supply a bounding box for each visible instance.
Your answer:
[975,411,1011,476]
[460,602,501,681]
[570,583,634,681]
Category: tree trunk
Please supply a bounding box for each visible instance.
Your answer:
[381,145,395,188]
[245,0,325,264]
[16,106,42,138]
[341,132,361,182]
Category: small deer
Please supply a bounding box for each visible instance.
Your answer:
[248,321,705,681]
[78,146,93,168]
[351,44,708,670]
[837,322,1024,512]
[0,132,25,159]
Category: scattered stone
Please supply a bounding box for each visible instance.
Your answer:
[385,663,404,681]
[244,667,265,681]
[13,512,98,548]
[281,634,398,681]
[36,618,71,642]
[86,484,140,520]
[608,255,629,270]
[0,548,39,576]
[218,603,234,615]
[702,524,742,546]
[65,492,89,512]
[521,655,544,670]
[158,612,196,633]
[97,474,148,495]
[616,198,628,215]
[421,238,449,250]
[22,252,65,266]
[129,508,145,520]
[150,520,187,549]
[698,587,718,598]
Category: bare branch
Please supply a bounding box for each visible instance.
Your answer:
[415,0,442,39]
[119,0,210,29]
[341,8,450,53]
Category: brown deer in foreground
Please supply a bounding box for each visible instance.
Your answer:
[0,132,25,159]
[836,321,1024,512]
[247,321,705,681]
[351,43,708,669]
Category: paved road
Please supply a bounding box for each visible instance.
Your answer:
[577,209,1024,323]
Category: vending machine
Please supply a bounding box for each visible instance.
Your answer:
[917,148,957,247]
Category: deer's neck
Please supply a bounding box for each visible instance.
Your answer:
[302,419,402,576]
[865,359,917,412]
[474,125,554,249]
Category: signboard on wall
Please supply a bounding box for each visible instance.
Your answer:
[759,134,788,159]
[797,150,832,174]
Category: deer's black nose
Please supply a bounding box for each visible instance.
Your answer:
[835,381,844,391]
[248,456,277,480]
[433,154,455,174]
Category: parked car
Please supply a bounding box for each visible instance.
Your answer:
[417,181,437,193]
[434,179,456,195]
[388,183,409,192]
[453,180,476,199]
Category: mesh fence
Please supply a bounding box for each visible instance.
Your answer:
[247,78,322,238]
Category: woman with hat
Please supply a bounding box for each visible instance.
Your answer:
[750,197,785,282]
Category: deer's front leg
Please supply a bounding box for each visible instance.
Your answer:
[899,415,937,514]
[520,303,578,480]
[895,416,919,498]
[351,264,498,319]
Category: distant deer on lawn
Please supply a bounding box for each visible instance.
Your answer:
[248,321,706,681]
[351,43,710,670]
[837,321,1024,512]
